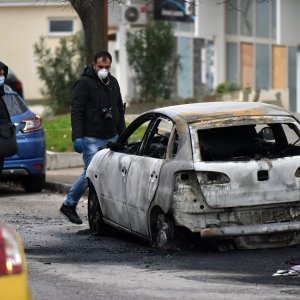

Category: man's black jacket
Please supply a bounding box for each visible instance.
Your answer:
[71,65,126,141]
[0,61,10,124]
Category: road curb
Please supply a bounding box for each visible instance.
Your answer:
[44,181,71,194]
[46,151,83,170]
[44,180,88,197]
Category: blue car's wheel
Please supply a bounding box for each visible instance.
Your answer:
[22,174,45,193]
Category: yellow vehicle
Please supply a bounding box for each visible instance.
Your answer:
[0,223,32,300]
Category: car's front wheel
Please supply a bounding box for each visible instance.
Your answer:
[88,187,107,236]
[22,174,45,192]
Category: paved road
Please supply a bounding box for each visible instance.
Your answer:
[1,183,300,299]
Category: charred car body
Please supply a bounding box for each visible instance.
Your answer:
[86,102,300,249]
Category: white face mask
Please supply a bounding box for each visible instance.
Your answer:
[0,76,5,86]
[98,69,108,80]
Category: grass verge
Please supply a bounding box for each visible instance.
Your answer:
[44,114,72,152]
[44,114,142,152]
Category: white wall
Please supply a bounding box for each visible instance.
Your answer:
[0,5,80,100]
[0,2,123,100]
[196,0,226,85]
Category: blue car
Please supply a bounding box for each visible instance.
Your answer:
[1,85,46,192]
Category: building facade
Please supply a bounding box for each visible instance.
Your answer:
[0,0,121,100]
[1,0,300,112]
[119,0,300,111]
[194,0,300,111]
[0,1,81,99]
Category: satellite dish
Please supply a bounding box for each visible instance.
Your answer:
[125,7,139,23]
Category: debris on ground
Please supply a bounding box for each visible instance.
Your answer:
[272,269,298,277]
[273,258,300,277]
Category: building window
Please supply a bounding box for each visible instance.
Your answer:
[226,0,276,37]
[49,19,74,35]
[226,42,238,84]
[241,0,253,37]
[225,0,238,35]
[256,44,269,90]
[256,1,269,38]
[271,0,277,39]
[288,47,296,111]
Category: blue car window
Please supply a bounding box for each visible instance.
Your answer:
[3,94,27,117]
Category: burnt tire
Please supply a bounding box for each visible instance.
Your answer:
[88,187,107,236]
[153,212,176,249]
[22,174,45,193]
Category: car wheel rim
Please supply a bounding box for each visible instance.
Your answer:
[155,213,175,249]
[88,190,102,234]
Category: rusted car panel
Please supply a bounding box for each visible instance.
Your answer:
[194,158,300,208]
[91,150,133,229]
[126,156,163,235]
[200,222,300,238]
[156,102,290,123]
[87,102,300,249]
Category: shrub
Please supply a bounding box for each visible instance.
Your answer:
[126,21,180,102]
[216,81,240,94]
[33,33,85,115]
[44,114,138,152]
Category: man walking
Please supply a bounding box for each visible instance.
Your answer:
[60,51,125,224]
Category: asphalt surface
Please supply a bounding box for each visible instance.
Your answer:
[2,182,300,300]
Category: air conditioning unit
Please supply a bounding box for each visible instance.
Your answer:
[122,4,147,25]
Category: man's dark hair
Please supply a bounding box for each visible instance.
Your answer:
[93,51,112,63]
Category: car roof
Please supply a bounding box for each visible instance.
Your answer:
[151,101,291,123]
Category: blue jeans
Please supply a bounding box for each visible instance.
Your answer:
[63,136,117,206]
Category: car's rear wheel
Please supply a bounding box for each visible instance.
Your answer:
[152,211,176,249]
[88,187,107,236]
[22,174,45,192]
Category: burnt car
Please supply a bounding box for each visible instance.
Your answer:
[86,102,300,249]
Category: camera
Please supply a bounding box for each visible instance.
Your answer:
[101,107,113,120]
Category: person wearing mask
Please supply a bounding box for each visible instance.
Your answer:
[0,61,11,175]
[60,51,125,224]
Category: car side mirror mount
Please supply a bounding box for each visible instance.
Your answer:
[107,141,122,151]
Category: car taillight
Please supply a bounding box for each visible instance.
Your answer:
[21,116,43,133]
[197,171,230,185]
[0,225,23,275]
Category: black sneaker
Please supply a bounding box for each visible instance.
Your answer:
[60,204,82,224]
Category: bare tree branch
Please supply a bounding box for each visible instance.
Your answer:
[217,0,272,11]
